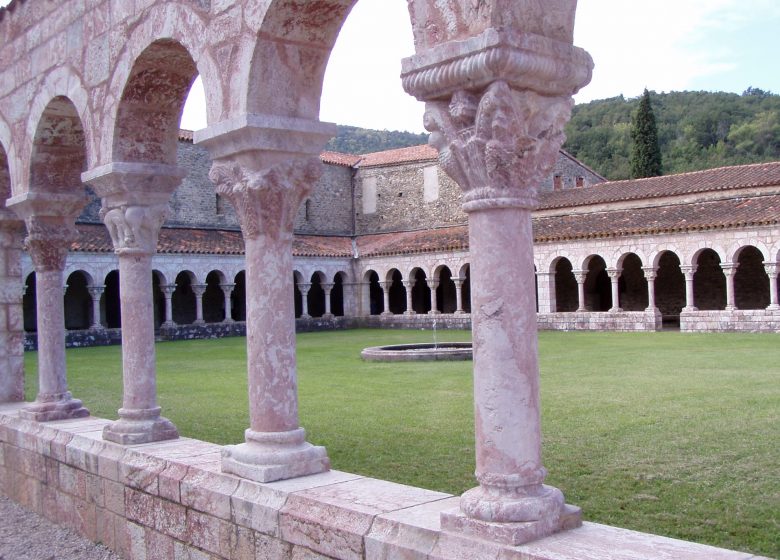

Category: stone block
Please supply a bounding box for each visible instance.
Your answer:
[155,497,188,541]
[96,508,118,552]
[85,472,104,507]
[120,450,166,495]
[97,443,127,482]
[73,497,98,541]
[125,520,148,560]
[125,487,158,528]
[180,466,240,520]
[228,524,256,560]
[230,478,288,536]
[49,430,75,462]
[291,546,336,560]
[145,527,176,559]
[0,464,6,494]
[255,534,293,560]
[186,509,234,557]
[58,462,87,499]
[104,478,126,516]
[65,435,102,473]
[173,541,220,560]
[158,460,189,502]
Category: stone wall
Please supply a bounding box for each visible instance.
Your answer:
[0,221,24,402]
[680,309,780,332]
[537,310,662,332]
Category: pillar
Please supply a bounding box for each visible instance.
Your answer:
[680,265,698,311]
[7,193,89,420]
[161,285,176,327]
[83,162,184,445]
[536,272,555,314]
[427,278,440,314]
[0,211,25,403]
[642,267,658,311]
[198,117,333,483]
[192,283,207,324]
[453,277,465,314]
[222,283,236,322]
[380,281,392,315]
[722,263,737,311]
[607,268,622,312]
[764,263,779,310]
[402,16,592,542]
[574,270,587,311]
[403,279,415,315]
[322,283,334,318]
[88,286,105,329]
[298,283,311,318]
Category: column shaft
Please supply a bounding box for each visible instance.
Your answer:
[766,267,779,310]
[681,266,697,311]
[724,266,736,310]
[381,282,392,315]
[454,279,465,314]
[89,288,104,329]
[404,280,415,315]
[575,272,587,311]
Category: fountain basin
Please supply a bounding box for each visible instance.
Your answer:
[361,342,473,362]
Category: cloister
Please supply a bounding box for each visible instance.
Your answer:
[0,1,775,559]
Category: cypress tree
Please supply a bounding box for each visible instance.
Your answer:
[630,89,663,178]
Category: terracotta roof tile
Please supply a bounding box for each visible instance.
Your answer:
[178,129,194,142]
[320,151,362,167]
[357,145,439,168]
[539,161,780,209]
[357,227,469,257]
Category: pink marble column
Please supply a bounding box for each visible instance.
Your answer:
[764,263,779,310]
[199,117,334,483]
[574,270,588,311]
[87,286,105,330]
[403,21,591,542]
[0,213,25,403]
[222,283,235,322]
[642,267,658,311]
[161,285,176,327]
[680,265,698,310]
[82,162,184,445]
[7,193,89,420]
[607,268,622,312]
[298,283,311,318]
[722,263,737,311]
[380,281,392,315]
[403,279,416,315]
[453,277,465,314]
[427,278,441,314]
[192,284,207,324]
[322,283,334,318]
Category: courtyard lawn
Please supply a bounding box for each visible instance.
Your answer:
[23,330,779,558]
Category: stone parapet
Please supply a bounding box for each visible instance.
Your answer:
[680,309,780,332]
[0,404,765,560]
[537,311,663,332]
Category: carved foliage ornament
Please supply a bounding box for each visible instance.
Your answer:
[208,158,322,240]
[424,81,572,211]
[24,218,78,272]
[99,204,168,255]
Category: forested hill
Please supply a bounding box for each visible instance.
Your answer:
[325,125,428,154]
[564,89,780,180]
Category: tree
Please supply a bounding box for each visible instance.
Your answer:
[630,89,663,178]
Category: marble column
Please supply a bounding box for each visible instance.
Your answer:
[642,267,658,311]
[536,272,555,314]
[322,283,334,318]
[222,283,236,322]
[298,283,311,318]
[403,279,416,315]
[574,270,588,311]
[161,285,176,327]
[680,265,698,311]
[88,286,105,330]
[453,277,465,314]
[0,212,25,403]
[82,162,184,445]
[764,263,779,310]
[192,283,207,324]
[607,268,622,312]
[380,281,392,315]
[403,19,592,541]
[722,264,737,311]
[199,116,333,483]
[7,193,89,421]
[427,278,440,314]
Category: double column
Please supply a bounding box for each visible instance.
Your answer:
[7,193,89,420]
[197,115,333,482]
[82,162,184,445]
[402,23,592,544]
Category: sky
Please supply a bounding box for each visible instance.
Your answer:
[2,0,778,134]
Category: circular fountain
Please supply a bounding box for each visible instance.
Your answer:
[360,342,472,362]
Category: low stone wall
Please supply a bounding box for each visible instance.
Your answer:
[0,404,762,560]
[537,310,663,332]
[680,309,780,332]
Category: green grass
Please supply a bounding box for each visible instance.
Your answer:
[23,330,779,557]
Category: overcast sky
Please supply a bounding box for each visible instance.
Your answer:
[2,0,778,134]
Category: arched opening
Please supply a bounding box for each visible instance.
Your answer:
[293,272,303,319]
[364,270,383,315]
[232,271,247,321]
[617,253,648,311]
[461,265,472,313]
[64,271,92,330]
[733,246,770,310]
[152,271,166,329]
[553,257,578,312]
[584,255,611,311]
[104,271,121,328]
[204,271,226,323]
[308,272,326,318]
[693,249,726,310]
[655,251,685,326]
[331,272,346,316]
[410,268,431,314]
[435,266,457,313]
[23,273,37,332]
[388,269,406,314]
[173,271,196,324]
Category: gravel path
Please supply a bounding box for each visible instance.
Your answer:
[0,496,122,560]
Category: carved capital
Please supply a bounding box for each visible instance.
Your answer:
[161,285,176,297]
[424,82,573,211]
[606,268,621,280]
[208,157,322,240]
[87,286,105,298]
[192,284,208,297]
[25,217,77,272]
[99,203,168,255]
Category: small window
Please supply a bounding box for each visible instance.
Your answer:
[576,176,585,188]
[305,199,311,221]
[553,175,563,191]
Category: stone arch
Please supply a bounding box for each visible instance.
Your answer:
[616,253,648,311]
[65,270,93,330]
[172,270,197,324]
[434,264,457,314]
[688,245,726,268]
[233,271,247,322]
[387,268,406,314]
[729,242,770,264]
[409,266,431,314]
[293,270,304,318]
[551,256,577,312]
[152,269,167,329]
[582,254,611,311]
[650,246,683,270]
[23,272,37,332]
[330,271,347,317]
[308,271,326,318]
[654,250,685,323]
[104,270,121,328]
[362,269,383,316]
[204,270,227,322]
[692,248,726,310]
[459,263,471,313]
[0,115,20,197]
[733,245,770,310]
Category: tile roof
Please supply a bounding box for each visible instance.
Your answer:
[320,151,362,167]
[357,227,469,257]
[356,145,439,168]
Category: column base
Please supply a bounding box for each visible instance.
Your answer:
[89,324,105,331]
[19,392,90,422]
[380,311,393,316]
[441,484,581,546]
[322,313,335,320]
[767,304,780,311]
[161,321,177,328]
[193,319,205,325]
[428,310,441,315]
[403,310,416,316]
[453,310,466,315]
[102,406,179,445]
[222,318,235,324]
[221,427,330,483]
[725,305,736,311]
[609,307,623,313]
[681,306,698,312]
